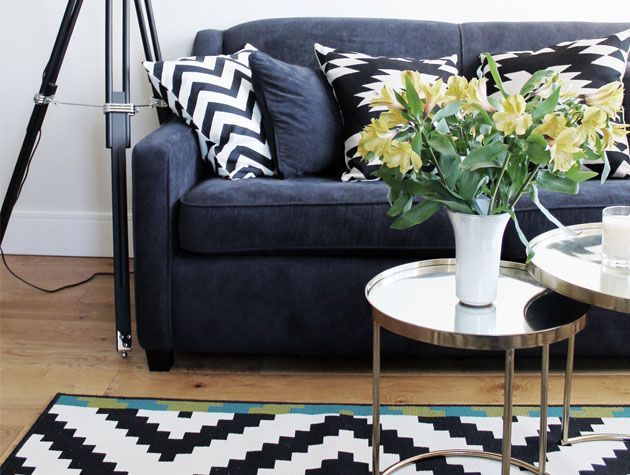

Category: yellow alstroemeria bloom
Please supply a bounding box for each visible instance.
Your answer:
[602,122,630,150]
[493,94,533,135]
[536,73,578,100]
[419,78,446,114]
[383,140,422,173]
[577,107,608,146]
[585,82,624,118]
[402,70,423,92]
[533,112,568,140]
[443,76,469,103]
[379,109,408,129]
[358,118,393,159]
[370,85,401,110]
[549,127,583,172]
[464,78,496,113]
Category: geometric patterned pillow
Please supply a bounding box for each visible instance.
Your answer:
[143,45,275,180]
[479,29,630,179]
[314,43,459,181]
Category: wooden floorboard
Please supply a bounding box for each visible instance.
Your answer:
[1,255,629,461]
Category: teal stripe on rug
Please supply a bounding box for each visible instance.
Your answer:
[54,395,630,418]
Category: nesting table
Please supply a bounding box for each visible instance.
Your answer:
[366,259,590,475]
[528,222,630,445]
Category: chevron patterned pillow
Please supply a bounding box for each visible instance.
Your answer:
[480,29,630,179]
[314,44,459,181]
[143,45,274,180]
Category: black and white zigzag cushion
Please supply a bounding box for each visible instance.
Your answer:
[315,44,459,181]
[143,45,274,180]
[480,29,630,179]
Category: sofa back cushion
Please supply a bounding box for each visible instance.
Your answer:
[193,19,630,120]
[193,18,461,69]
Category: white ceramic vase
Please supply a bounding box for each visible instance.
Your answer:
[447,209,510,307]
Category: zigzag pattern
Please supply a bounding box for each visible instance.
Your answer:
[315,44,459,181]
[480,29,630,179]
[144,46,274,180]
[3,400,629,474]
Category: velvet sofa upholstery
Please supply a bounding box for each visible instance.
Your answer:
[133,18,630,371]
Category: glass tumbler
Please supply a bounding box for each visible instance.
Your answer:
[602,206,630,268]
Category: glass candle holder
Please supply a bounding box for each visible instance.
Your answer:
[602,206,630,268]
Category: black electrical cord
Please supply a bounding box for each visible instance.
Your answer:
[1,128,132,293]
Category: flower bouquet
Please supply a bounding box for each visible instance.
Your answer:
[358,54,629,305]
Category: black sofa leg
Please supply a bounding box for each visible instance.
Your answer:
[145,350,174,371]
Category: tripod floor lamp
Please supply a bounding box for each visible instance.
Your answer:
[0,0,169,357]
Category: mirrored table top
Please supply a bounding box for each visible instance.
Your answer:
[528,223,630,313]
[365,259,588,351]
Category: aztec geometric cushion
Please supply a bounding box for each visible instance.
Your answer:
[143,45,275,180]
[315,44,459,181]
[480,29,630,179]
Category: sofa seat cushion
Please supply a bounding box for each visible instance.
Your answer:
[178,177,630,257]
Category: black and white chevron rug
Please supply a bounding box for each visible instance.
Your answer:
[2,394,629,474]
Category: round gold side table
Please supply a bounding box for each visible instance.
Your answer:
[366,259,589,475]
[528,222,630,446]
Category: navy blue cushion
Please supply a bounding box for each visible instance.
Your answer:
[178,177,630,258]
[249,51,343,178]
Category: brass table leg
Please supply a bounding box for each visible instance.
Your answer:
[540,344,549,474]
[561,334,629,445]
[372,321,380,475]
[502,349,515,475]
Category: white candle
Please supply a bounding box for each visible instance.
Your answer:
[602,208,630,265]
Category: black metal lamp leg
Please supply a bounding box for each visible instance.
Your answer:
[1,0,164,358]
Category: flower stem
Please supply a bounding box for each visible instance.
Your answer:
[489,152,510,214]
[509,165,541,209]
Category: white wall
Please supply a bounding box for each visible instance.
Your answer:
[1,0,629,256]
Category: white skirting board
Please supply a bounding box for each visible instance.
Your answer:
[1,211,133,257]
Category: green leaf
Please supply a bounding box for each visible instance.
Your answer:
[411,133,423,156]
[435,118,450,134]
[483,53,508,98]
[502,207,534,262]
[529,185,575,236]
[458,171,488,203]
[438,154,461,190]
[536,170,579,194]
[387,193,413,217]
[526,134,551,165]
[532,85,561,121]
[432,101,462,122]
[404,74,422,117]
[565,166,598,183]
[428,133,457,156]
[460,142,508,171]
[391,200,441,230]
[519,69,554,97]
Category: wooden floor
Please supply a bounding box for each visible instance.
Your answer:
[1,255,629,461]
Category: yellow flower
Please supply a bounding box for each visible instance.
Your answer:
[536,73,578,100]
[419,78,445,114]
[577,107,608,146]
[443,76,469,103]
[358,118,393,158]
[493,94,533,135]
[533,113,568,140]
[549,127,583,172]
[370,85,401,110]
[382,140,422,173]
[464,78,496,113]
[585,82,624,118]
[379,109,408,128]
[402,70,423,92]
[602,122,630,150]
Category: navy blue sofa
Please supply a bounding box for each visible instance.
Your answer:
[132,18,630,371]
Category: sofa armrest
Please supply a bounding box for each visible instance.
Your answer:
[132,118,203,351]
